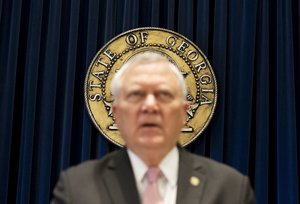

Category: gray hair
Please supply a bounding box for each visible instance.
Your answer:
[111,51,187,102]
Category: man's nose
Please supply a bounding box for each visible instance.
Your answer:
[141,94,158,113]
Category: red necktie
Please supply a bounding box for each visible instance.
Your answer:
[142,167,164,204]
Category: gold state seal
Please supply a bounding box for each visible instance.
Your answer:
[84,27,217,147]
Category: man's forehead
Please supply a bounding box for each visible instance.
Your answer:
[123,81,175,90]
[124,61,177,77]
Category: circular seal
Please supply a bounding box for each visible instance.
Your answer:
[84,27,217,147]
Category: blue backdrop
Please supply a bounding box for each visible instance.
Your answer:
[0,0,299,203]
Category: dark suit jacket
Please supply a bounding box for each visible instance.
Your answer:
[51,148,256,204]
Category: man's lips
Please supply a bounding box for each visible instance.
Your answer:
[139,122,161,128]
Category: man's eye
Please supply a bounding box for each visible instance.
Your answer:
[126,91,144,101]
[156,91,174,102]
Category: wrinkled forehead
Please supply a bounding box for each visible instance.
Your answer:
[123,60,175,78]
[127,62,180,82]
[122,61,181,88]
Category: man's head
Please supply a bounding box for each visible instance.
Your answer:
[111,51,189,165]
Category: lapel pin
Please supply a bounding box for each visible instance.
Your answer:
[190,176,200,186]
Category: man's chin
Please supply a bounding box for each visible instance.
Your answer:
[137,136,165,148]
[138,126,162,134]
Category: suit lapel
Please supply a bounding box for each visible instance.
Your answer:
[176,149,206,204]
[103,149,140,204]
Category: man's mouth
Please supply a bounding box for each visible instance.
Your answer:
[140,123,160,128]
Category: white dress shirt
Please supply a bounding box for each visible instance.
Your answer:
[127,147,179,204]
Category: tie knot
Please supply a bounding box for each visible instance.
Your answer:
[146,167,161,183]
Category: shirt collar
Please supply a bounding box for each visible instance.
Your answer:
[127,146,179,187]
[158,147,179,187]
[127,149,148,185]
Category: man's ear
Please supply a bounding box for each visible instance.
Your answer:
[182,101,190,125]
[112,104,117,116]
[183,101,190,112]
